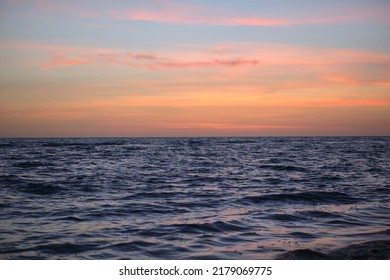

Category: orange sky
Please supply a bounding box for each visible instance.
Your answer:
[0,0,389,137]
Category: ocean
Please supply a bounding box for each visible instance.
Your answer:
[0,137,389,259]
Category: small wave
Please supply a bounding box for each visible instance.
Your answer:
[328,219,366,226]
[123,146,145,151]
[54,216,84,222]
[172,221,249,234]
[242,191,359,205]
[135,229,168,238]
[14,161,45,168]
[265,213,303,222]
[41,140,125,148]
[320,175,342,181]
[221,139,257,144]
[108,241,155,252]
[1,242,101,257]
[42,142,86,148]
[34,242,101,255]
[289,231,316,239]
[0,143,14,148]
[276,239,390,259]
[299,210,341,219]
[189,254,225,260]
[18,182,62,195]
[187,139,205,146]
[0,203,9,209]
[276,249,330,260]
[170,200,222,209]
[374,186,390,194]
[96,141,125,146]
[259,164,306,172]
[129,191,174,199]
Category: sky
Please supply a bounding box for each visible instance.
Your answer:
[0,0,389,137]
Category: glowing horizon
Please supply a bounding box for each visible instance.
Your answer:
[0,0,389,137]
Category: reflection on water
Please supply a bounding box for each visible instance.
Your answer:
[0,137,389,259]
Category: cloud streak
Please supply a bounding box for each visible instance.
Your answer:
[32,42,390,73]
[102,1,390,26]
[36,45,263,70]
[108,9,291,26]
[4,40,388,95]
[40,54,261,70]
[28,0,390,26]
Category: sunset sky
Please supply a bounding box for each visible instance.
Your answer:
[0,0,389,137]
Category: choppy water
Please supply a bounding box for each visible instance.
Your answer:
[0,137,389,259]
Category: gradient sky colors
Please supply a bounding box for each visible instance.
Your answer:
[0,0,389,137]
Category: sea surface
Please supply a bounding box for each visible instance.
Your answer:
[0,137,389,259]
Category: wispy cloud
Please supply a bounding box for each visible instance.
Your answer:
[42,55,90,68]
[105,1,390,26]
[26,0,390,26]
[4,41,386,88]
[3,40,389,101]
[103,1,390,26]
[108,9,291,26]
[28,42,388,70]
[36,44,262,70]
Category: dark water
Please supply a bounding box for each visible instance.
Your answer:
[0,137,389,259]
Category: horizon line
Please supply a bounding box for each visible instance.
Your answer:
[1,135,389,139]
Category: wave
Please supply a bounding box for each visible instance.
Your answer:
[276,239,390,260]
[13,161,45,168]
[258,164,307,172]
[1,175,62,195]
[171,220,250,234]
[298,210,342,218]
[19,182,62,195]
[0,242,101,258]
[242,191,359,205]
[0,143,14,148]
[54,216,84,222]
[265,213,304,222]
[108,241,155,252]
[35,242,101,255]
[4,177,64,195]
[42,142,86,148]
[41,140,126,148]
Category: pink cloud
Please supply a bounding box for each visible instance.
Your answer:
[13,0,390,26]
[129,54,157,60]
[40,53,260,70]
[40,55,90,69]
[6,41,390,91]
[108,9,293,26]
[25,0,390,26]
[155,59,259,69]
[104,3,390,26]
[34,44,263,70]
